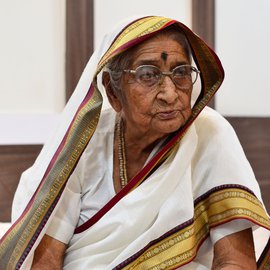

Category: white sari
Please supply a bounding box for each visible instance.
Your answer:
[56,107,269,269]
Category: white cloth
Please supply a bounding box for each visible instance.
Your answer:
[43,107,266,269]
[0,223,11,239]
[46,109,117,243]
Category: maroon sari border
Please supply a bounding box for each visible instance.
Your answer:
[16,190,64,269]
[98,19,176,70]
[97,16,152,66]
[113,185,269,269]
[194,184,256,205]
[112,218,203,270]
[74,122,187,234]
[0,85,94,245]
[74,102,207,234]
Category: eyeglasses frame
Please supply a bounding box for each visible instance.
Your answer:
[122,64,200,90]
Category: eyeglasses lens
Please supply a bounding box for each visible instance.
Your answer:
[135,66,160,87]
[172,66,195,89]
[135,65,197,89]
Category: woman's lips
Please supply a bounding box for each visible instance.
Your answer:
[156,110,179,120]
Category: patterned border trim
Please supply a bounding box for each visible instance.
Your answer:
[0,87,103,269]
[98,17,172,70]
[114,185,270,270]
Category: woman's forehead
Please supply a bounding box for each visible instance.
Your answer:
[130,36,189,66]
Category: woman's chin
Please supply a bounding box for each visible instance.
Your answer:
[154,118,186,135]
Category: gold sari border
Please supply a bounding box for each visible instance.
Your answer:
[113,185,270,270]
[98,16,173,70]
[0,85,103,270]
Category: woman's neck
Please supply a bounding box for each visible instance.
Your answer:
[116,116,165,186]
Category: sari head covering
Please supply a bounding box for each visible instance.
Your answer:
[0,15,269,269]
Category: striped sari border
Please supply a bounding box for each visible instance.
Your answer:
[0,85,102,269]
[113,185,270,270]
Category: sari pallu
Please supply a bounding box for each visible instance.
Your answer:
[60,107,270,269]
[0,15,269,269]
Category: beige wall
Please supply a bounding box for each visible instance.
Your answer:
[0,0,66,144]
[215,0,270,117]
[0,0,66,114]
[94,0,192,49]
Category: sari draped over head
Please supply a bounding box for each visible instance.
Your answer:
[0,16,269,270]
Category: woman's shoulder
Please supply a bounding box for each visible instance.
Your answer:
[74,108,116,184]
[77,107,116,161]
[95,107,116,134]
[194,106,236,139]
[192,107,245,171]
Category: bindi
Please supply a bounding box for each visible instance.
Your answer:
[161,52,168,62]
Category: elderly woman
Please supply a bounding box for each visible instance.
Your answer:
[1,16,269,270]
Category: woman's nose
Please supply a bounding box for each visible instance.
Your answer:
[156,76,178,104]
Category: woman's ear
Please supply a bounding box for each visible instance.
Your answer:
[102,72,122,112]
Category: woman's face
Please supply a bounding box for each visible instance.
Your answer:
[111,35,193,140]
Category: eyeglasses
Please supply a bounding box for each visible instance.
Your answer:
[123,65,200,90]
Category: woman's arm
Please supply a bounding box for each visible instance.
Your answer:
[212,228,256,270]
[31,234,67,270]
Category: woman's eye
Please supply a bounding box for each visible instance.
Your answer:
[140,71,155,80]
[174,68,186,77]
[138,68,159,81]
